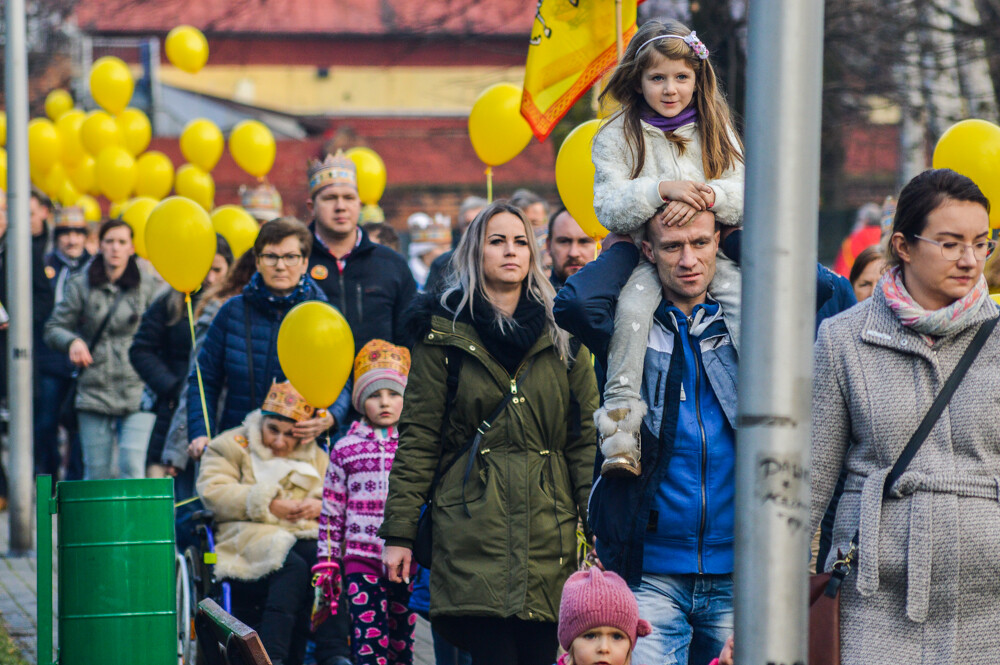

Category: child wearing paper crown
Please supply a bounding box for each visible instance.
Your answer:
[556,567,652,665]
[314,339,415,665]
[590,18,744,478]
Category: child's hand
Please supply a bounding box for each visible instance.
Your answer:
[717,635,734,665]
[660,201,700,227]
[600,233,633,254]
[658,180,714,210]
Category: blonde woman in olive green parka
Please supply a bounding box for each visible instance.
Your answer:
[380,201,598,665]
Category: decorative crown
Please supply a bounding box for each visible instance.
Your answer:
[239,183,283,222]
[54,206,87,229]
[307,150,357,197]
[407,212,452,245]
[353,339,411,382]
[261,380,315,422]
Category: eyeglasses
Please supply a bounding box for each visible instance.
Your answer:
[258,253,304,267]
[913,235,997,261]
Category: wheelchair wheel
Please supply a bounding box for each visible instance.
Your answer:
[176,550,198,664]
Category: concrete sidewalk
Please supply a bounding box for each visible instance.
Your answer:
[0,506,434,664]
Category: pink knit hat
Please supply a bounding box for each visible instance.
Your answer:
[558,567,652,650]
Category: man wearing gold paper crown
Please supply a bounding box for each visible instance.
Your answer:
[240,181,283,225]
[304,151,416,350]
[197,380,352,665]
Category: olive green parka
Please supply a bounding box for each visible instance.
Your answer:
[379,310,598,622]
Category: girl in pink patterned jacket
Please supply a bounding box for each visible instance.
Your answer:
[315,339,414,665]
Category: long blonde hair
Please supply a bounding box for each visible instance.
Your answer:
[599,18,743,180]
[441,200,569,362]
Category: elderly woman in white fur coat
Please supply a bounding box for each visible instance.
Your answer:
[196,381,348,665]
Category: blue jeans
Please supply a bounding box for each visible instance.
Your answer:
[77,411,155,480]
[33,373,83,480]
[630,573,733,665]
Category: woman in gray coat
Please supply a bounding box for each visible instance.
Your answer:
[811,168,1000,664]
[44,219,158,479]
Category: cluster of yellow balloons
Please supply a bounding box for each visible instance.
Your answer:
[933,119,1000,230]
[555,120,608,241]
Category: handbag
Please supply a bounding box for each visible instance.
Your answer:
[808,315,998,665]
[413,357,535,568]
[58,290,127,431]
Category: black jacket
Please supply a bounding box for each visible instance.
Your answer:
[306,224,417,349]
[37,247,91,378]
[129,291,200,463]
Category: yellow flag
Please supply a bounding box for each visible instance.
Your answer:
[521,0,640,141]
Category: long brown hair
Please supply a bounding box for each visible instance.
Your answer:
[599,19,743,180]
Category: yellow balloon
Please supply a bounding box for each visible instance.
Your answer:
[89,56,134,116]
[135,151,174,199]
[468,83,533,167]
[165,25,209,74]
[44,162,68,199]
[0,148,6,190]
[211,205,259,258]
[70,154,97,195]
[28,118,61,173]
[58,179,80,207]
[180,118,224,172]
[345,147,386,205]
[933,119,1000,229]
[75,194,101,222]
[45,89,75,122]
[146,196,217,293]
[117,108,151,156]
[56,109,86,166]
[96,146,136,202]
[109,199,129,219]
[121,196,158,258]
[555,119,608,241]
[175,163,215,210]
[228,120,275,178]
[277,302,355,407]
[81,110,122,157]
[0,111,6,147]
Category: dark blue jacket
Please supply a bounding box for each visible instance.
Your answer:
[553,243,739,584]
[36,248,90,378]
[187,273,327,440]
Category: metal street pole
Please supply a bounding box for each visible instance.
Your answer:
[735,1,824,663]
[5,0,35,554]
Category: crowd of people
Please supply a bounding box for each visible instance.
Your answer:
[0,15,996,665]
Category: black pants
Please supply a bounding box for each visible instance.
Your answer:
[229,539,350,665]
[432,615,558,665]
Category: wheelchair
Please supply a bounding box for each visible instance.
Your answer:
[176,506,233,665]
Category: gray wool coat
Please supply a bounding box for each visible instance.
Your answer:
[44,270,159,416]
[811,287,1000,665]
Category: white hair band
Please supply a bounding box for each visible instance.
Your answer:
[635,31,710,60]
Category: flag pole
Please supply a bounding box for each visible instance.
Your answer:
[615,0,624,59]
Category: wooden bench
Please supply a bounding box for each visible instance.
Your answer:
[195,598,272,665]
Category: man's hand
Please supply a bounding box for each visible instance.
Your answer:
[187,436,210,461]
[292,411,335,442]
[68,338,93,368]
[382,545,413,584]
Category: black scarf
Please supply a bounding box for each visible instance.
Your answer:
[449,289,546,374]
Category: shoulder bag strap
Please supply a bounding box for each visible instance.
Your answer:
[827,315,998,596]
[83,289,126,363]
[243,303,256,406]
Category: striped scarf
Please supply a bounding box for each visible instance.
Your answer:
[880,265,988,344]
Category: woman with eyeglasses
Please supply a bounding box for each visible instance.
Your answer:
[186,217,334,463]
[810,168,1000,663]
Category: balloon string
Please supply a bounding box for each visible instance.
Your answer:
[485,166,493,203]
[186,293,212,441]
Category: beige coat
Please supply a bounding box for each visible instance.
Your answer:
[196,410,328,581]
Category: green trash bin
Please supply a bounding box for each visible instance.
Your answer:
[49,478,176,665]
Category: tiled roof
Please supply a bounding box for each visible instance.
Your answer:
[75,0,535,36]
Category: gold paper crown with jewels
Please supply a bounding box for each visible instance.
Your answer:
[307,150,357,198]
[261,380,315,422]
[54,206,87,229]
[239,183,283,222]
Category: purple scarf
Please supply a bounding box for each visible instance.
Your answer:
[642,105,697,133]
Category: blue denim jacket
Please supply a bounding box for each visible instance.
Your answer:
[553,243,739,584]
